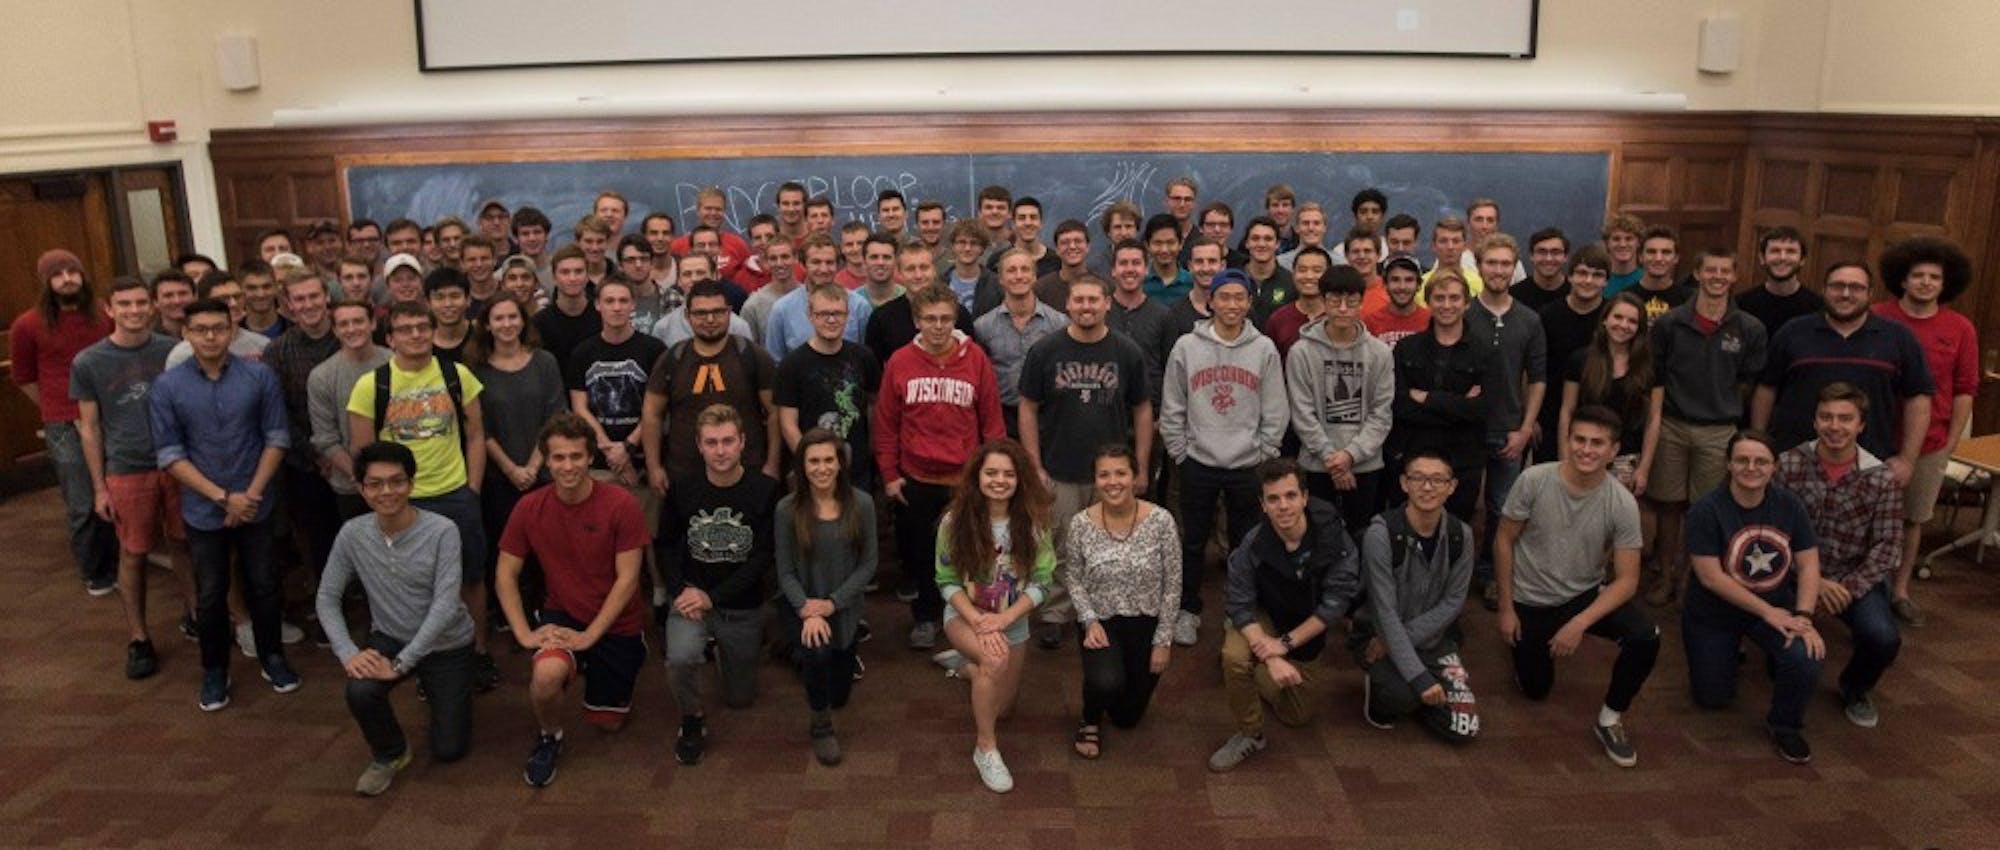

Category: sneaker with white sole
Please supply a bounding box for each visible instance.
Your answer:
[971,747,1013,792]
[355,750,412,797]
[1594,720,1638,767]
[1361,673,1395,730]
[1173,614,1199,647]
[260,655,302,694]
[198,668,231,712]
[908,621,939,651]
[1844,694,1880,728]
[1207,732,1267,772]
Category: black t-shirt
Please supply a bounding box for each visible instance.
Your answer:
[863,293,976,368]
[568,331,668,462]
[1632,281,1693,324]
[1018,331,1151,482]
[657,470,780,611]
[1538,299,1608,444]
[774,341,881,468]
[1566,348,1648,454]
[1737,285,1823,338]
[533,302,603,375]
[1512,279,1570,314]
[645,337,777,478]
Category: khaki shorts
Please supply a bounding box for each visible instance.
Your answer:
[1648,418,1733,503]
[1904,448,1951,525]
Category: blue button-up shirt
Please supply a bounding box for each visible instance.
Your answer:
[764,286,872,360]
[1143,268,1193,306]
[149,354,291,531]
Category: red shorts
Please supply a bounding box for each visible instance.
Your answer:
[105,471,185,554]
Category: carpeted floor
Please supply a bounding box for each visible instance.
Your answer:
[0,485,1994,849]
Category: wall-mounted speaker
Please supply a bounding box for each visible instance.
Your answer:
[1698,15,1740,75]
[216,34,261,92]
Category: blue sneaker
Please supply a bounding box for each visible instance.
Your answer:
[260,656,302,694]
[524,733,563,787]
[198,668,231,712]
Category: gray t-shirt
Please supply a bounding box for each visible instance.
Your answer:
[475,349,568,472]
[1500,461,1643,607]
[69,334,179,474]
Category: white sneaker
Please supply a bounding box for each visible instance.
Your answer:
[1173,614,1199,647]
[972,748,1013,793]
[235,624,256,658]
[280,621,305,644]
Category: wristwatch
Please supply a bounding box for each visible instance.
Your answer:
[1278,633,1295,652]
[1791,608,1813,618]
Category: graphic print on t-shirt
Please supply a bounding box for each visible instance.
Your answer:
[584,359,649,434]
[1054,359,1121,405]
[687,505,753,563]
[816,375,864,436]
[384,384,454,442]
[1319,358,1363,425]
[1723,523,1793,593]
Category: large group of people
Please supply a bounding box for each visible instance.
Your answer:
[10,176,1979,797]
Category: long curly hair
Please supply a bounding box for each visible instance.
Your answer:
[788,428,863,564]
[1578,294,1655,431]
[943,439,1050,586]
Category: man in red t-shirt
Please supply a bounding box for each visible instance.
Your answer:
[9,248,115,594]
[496,413,648,788]
[1362,254,1431,351]
[1872,236,1980,627]
[670,186,751,280]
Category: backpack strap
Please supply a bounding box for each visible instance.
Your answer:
[1379,507,1464,566]
[371,358,467,450]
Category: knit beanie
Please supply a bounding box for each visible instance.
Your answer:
[37,249,82,283]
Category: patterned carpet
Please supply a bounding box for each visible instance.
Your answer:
[0,486,1993,849]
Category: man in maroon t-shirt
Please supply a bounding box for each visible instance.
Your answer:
[497,413,648,788]
[9,248,115,594]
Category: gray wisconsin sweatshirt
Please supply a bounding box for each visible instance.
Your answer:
[1286,317,1397,474]
[1160,318,1287,470]
[316,510,473,672]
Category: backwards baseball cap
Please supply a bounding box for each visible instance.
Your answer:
[477,199,509,217]
[304,219,341,239]
[1209,268,1253,298]
[498,254,537,276]
[384,253,423,278]
[37,249,82,282]
[1381,253,1424,278]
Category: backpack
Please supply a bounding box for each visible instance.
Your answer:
[658,334,763,395]
[1381,507,1464,569]
[371,356,467,451]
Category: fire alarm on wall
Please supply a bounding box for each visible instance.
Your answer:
[148,121,178,143]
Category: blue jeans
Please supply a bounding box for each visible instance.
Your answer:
[188,520,282,671]
[44,421,118,585]
[1477,436,1525,579]
[1832,582,1902,702]
[412,486,487,588]
[1681,587,1823,734]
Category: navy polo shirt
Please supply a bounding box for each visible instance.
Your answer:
[1759,313,1935,458]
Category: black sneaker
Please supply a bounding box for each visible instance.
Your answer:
[675,715,707,765]
[125,640,159,680]
[85,577,117,597]
[1035,622,1065,651]
[1772,730,1812,765]
[473,652,501,693]
[1594,720,1638,768]
[523,732,563,787]
[178,614,198,641]
[855,620,872,643]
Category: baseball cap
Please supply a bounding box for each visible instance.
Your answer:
[384,253,423,278]
[1381,253,1424,278]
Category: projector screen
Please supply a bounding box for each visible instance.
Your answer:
[416,0,1539,71]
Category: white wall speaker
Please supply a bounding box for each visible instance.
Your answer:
[1697,15,1740,75]
[215,34,261,92]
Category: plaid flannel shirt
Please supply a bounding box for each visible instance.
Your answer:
[1775,442,1904,596]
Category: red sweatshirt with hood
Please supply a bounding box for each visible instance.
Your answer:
[873,332,1004,485]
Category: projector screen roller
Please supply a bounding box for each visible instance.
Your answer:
[416,0,1539,70]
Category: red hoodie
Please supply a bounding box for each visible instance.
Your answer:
[873,334,1004,485]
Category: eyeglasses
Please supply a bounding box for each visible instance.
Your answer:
[360,475,411,493]
[185,323,232,337]
[1403,474,1455,489]
[687,308,729,319]
[811,310,849,321]
[390,323,433,336]
[619,254,650,264]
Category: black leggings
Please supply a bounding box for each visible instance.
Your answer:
[1510,586,1660,713]
[1079,615,1162,728]
[799,643,857,712]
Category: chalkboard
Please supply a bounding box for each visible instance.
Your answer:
[347,149,1609,263]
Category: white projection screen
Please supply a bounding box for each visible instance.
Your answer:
[415,0,1539,71]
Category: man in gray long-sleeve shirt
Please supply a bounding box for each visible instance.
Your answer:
[317,442,474,797]
[1354,451,1478,744]
[306,300,390,516]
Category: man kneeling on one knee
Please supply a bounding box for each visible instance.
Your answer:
[1208,459,1363,772]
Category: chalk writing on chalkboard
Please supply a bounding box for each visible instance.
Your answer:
[348,149,1608,265]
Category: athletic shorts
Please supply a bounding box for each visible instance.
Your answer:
[105,471,185,555]
[534,609,647,726]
